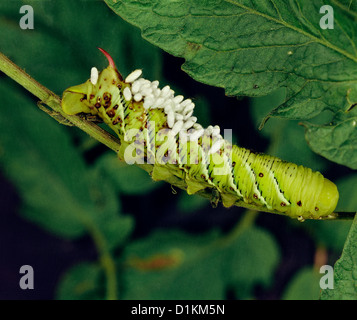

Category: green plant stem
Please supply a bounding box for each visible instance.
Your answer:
[0,51,121,153]
[87,223,118,300]
[0,51,354,221]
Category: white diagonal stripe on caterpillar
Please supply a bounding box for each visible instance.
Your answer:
[61,50,340,220]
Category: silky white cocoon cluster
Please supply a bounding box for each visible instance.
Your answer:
[90,67,99,85]
[122,69,224,140]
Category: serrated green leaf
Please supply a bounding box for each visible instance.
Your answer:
[303,109,357,169]
[250,89,328,172]
[105,0,357,109]
[105,0,357,167]
[282,267,321,300]
[321,215,357,300]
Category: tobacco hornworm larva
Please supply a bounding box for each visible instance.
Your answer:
[61,48,339,221]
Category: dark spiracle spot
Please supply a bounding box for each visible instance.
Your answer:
[103,92,111,101]
[280,202,286,207]
[106,109,115,117]
[297,201,302,207]
[315,207,319,211]
[259,172,264,177]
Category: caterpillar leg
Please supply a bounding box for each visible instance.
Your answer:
[210,188,220,208]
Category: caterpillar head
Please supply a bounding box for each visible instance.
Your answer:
[315,178,339,217]
[61,48,123,115]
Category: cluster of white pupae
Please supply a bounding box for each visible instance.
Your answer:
[90,67,224,154]
[124,69,224,152]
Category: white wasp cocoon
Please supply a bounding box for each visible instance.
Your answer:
[173,95,184,104]
[190,128,205,141]
[205,125,213,135]
[131,81,141,94]
[167,111,175,128]
[184,110,194,120]
[183,118,196,130]
[193,123,203,130]
[171,120,184,136]
[209,139,223,154]
[125,69,142,83]
[164,103,174,114]
[175,113,184,121]
[134,93,143,102]
[212,125,221,137]
[161,85,171,97]
[123,87,132,101]
[90,67,99,85]
[151,80,159,88]
[140,88,153,97]
[143,99,153,109]
[181,99,192,108]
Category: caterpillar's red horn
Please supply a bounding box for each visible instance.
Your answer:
[98,47,115,68]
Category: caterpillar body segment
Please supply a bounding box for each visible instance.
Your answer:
[61,49,339,220]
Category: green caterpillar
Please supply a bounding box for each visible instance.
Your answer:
[61,48,339,221]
